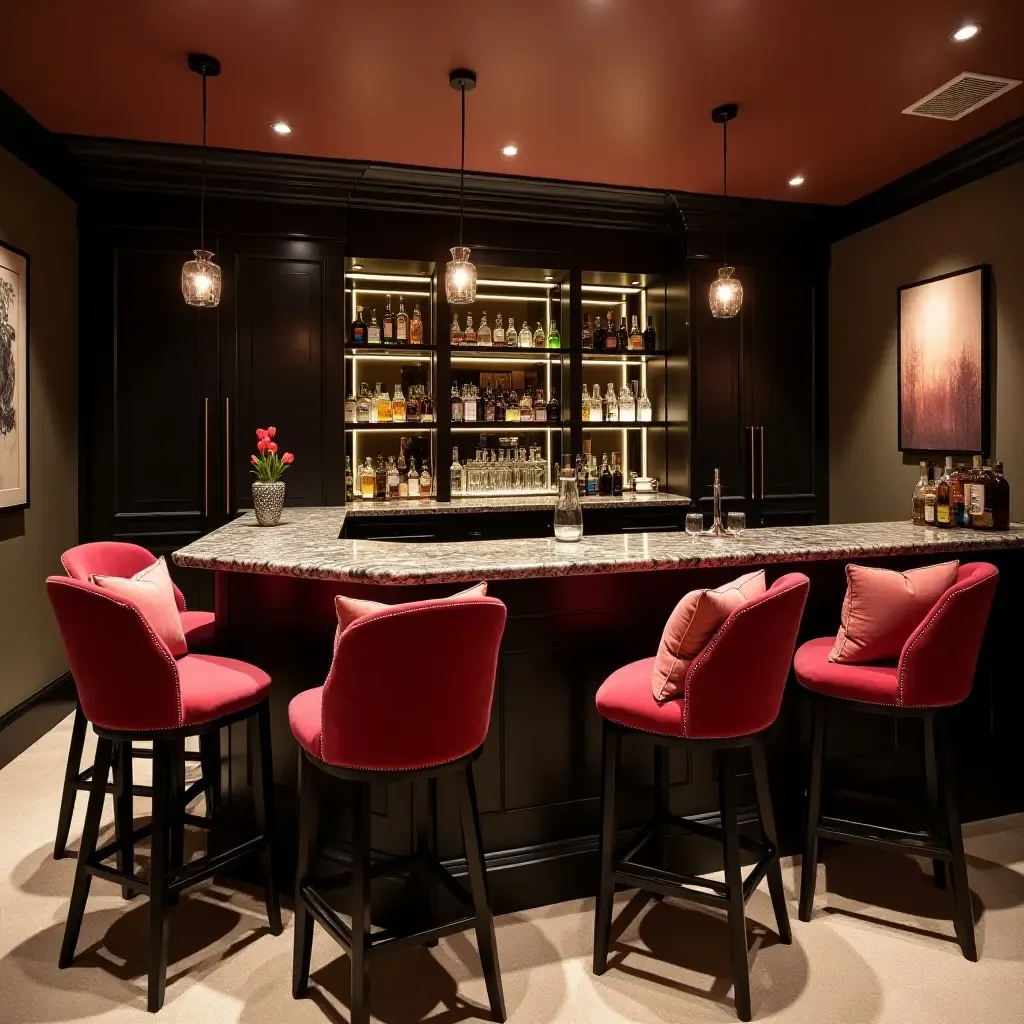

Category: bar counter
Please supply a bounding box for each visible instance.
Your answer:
[173,515,1024,913]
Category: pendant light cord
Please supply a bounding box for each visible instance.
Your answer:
[459,83,466,247]
[200,71,208,251]
[721,117,728,265]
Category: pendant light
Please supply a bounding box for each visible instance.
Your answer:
[445,69,478,306]
[182,54,223,308]
[708,103,743,320]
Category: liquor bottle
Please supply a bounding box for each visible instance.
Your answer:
[387,456,399,499]
[533,388,546,423]
[477,312,492,347]
[618,384,635,422]
[464,314,477,345]
[376,386,392,423]
[382,295,395,344]
[548,317,561,349]
[612,452,623,496]
[992,461,1011,529]
[464,385,478,422]
[582,312,592,351]
[450,385,464,423]
[495,385,506,422]
[643,314,657,353]
[484,379,496,422]
[396,296,409,344]
[605,312,617,351]
[628,314,643,352]
[533,321,546,348]
[599,454,613,496]
[421,388,434,423]
[407,457,419,498]
[397,439,409,497]
[419,460,432,497]
[407,385,420,422]
[923,464,937,525]
[360,458,375,499]
[575,453,586,497]
[506,386,521,423]
[345,387,357,423]
[637,385,652,422]
[493,313,505,348]
[375,455,387,500]
[590,384,604,422]
[935,456,953,528]
[368,309,381,344]
[519,388,533,422]
[345,455,354,500]
[604,383,618,422]
[951,463,968,527]
[581,384,591,423]
[547,388,560,423]
[974,462,997,529]
[350,306,367,346]
[392,383,407,423]
[911,461,928,524]
[410,302,424,345]
[617,316,629,352]
[450,313,463,347]
[450,448,464,496]
[966,455,985,526]
[506,318,519,348]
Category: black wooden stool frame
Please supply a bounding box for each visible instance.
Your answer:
[798,693,976,960]
[58,698,282,1012]
[292,747,506,1024]
[593,720,791,1023]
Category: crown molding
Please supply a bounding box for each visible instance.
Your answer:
[0,89,79,198]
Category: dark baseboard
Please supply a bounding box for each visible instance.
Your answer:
[0,672,77,770]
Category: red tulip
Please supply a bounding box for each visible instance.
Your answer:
[281,452,294,464]
[257,439,268,453]
[256,427,267,440]
[250,454,259,465]
[267,426,277,439]
[267,442,278,453]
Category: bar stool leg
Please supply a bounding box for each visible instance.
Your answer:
[113,741,135,900]
[719,749,752,1022]
[292,752,318,998]
[653,744,670,875]
[923,715,947,889]
[167,740,186,908]
[250,702,282,934]
[798,697,826,922]
[456,763,507,1023]
[350,781,373,1024]
[936,715,977,961]
[199,729,222,818]
[148,740,172,1012]
[54,703,88,859]
[593,722,620,976]
[414,776,440,946]
[750,738,791,943]
[59,736,113,968]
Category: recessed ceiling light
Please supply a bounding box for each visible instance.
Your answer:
[351,263,363,271]
[951,23,981,41]
[788,175,805,187]
[501,144,519,157]
[544,275,554,281]
[271,121,292,135]
[631,280,641,286]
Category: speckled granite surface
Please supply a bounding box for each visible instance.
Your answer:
[173,510,1024,586]
[344,492,689,516]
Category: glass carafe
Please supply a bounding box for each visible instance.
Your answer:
[554,458,583,542]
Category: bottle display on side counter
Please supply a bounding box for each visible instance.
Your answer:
[911,453,1011,529]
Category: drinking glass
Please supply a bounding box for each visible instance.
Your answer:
[685,513,704,539]
[727,511,746,535]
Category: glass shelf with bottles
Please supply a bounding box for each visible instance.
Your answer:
[450,376,563,427]
[345,382,437,427]
[580,382,656,425]
[580,308,657,355]
[348,435,435,501]
[450,440,557,498]
[450,310,566,351]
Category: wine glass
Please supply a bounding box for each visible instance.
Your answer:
[685,513,704,540]
[727,511,746,535]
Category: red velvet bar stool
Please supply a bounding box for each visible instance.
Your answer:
[593,573,810,1023]
[288,597,508,1024]
[794,561,999,961]
[55,542,219,861]
[47,575,282,1012]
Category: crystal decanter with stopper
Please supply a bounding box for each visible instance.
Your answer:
[554,454,583,542]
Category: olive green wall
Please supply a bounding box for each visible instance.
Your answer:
[830,161,1024,524]
[0,146,78,717]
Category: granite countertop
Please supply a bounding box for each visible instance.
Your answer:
[344,491,690,517]
[173,510,1024,586]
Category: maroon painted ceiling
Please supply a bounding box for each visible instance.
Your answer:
[4,1,1023,204]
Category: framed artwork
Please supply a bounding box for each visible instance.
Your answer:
[0,240,29,511]
[897,264,990,454]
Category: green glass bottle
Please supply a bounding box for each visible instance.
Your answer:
[547,316,561,349]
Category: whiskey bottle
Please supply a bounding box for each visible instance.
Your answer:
[382,295,395,344]
[533,388,547,423]
[547,388,560,424]
[628,315,643,352]
[951,463,968,526]
[410,302,424,345]
[575,453,586,497]
[593,313,604,351]
[604,383,618,422]
[643,314,657,353]
[533,321,546,348]
[463,385,478,422]
[923,464,937,525]
[387,456,399,498]
[350,305,367,346]
[360,458,375,499]
[345,455,354,501]
[421,389,434,423]
[617,316,629,352]
[464,314,477,345]
[581,384,591,423]
[935,456,953,528]
[484,379,496,422]
[397,439,409,498]
[392,383,407,423]
[450,313,464,347]
[618,384,635,422]
[911,461,928,524]
[406,385,420,422]
[590,384,604,422]
[519,388,533,422]
[599,454,613,496]
[967,455,985,526]
[376,386,392,423]
[450,447,464,496]
[506,386,521,423]
[419,460,432,497]
[368,309,381,344]
[450,385,464,423]
[478,312,492,347]
[548,317,561,349]
[495,385,506,422]
[612,452,623,496]
[375,455,387,500]
[345,387,357,423]
[605,312,617,351]
[493,313,505,348]
[974,462,997,529]
[506,318,519,348]
[407,457,419,498]
[396,296,409,344]
[992,461,1011,529]
[582,312,592,350]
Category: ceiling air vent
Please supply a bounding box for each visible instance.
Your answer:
[903,72,1021,121]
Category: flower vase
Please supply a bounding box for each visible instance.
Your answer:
[252,481,286,527]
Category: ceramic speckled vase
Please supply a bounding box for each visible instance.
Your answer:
[252,482,286,526]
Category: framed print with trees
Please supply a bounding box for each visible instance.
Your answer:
[0,240,29,511]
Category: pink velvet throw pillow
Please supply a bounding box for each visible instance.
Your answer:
[91,556,188,658]
[333,582,488,652]
[652,570,766,703]
[829,561,959,664]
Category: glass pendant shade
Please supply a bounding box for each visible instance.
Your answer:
[181,250,222,308]
[709,265,743,319]
[445,246,477,305]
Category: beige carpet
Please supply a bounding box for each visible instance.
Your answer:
[1,714,1022,1024]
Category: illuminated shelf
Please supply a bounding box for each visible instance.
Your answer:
[583,351,661,361]
[451,424,564,433]
[451,348,563,361]
[345,423,436,431]
[582,422,666,429]
[346,344,435,354]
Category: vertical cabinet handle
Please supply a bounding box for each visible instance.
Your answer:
[749,426,756,498]
[203,398,209,518]
[759,425,765,500]
[225,397,231,515]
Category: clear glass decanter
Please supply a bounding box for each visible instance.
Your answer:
[554,456,583,542]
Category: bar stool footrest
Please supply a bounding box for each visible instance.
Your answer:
[817,815,952,860]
